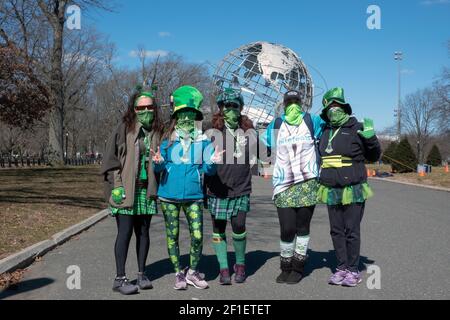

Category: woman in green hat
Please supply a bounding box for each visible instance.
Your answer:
[205,88,256,285]
[101,86,163,295]
[317,87,381,287]
[152,85,224,290]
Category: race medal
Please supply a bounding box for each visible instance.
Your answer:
[180,137,191,163]
[234,135,245,158]
[325,128,340,154]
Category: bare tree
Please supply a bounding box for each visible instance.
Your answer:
[433,66,450,131]
[402,88,440,163]
[1,0,114,164]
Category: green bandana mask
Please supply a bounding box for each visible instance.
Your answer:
[223,108,240,129]
[327,107,350,127]
[136,110,154,130]
[285,103,303,126]
[176,110,197,139]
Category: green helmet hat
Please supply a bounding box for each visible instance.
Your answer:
[171,85,204,120]
[320,87,352,122]
[216,88,244,108]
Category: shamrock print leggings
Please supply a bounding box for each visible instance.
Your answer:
[161,201,203,273]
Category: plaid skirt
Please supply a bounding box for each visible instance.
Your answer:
[110,188,157,216]
[208,195,250,221]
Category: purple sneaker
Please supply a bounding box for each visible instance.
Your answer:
[174,271,187,290]
[341,271,362,287]
[186,269,209,289]
[328,269,348,285]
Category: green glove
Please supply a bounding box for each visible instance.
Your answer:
[358,118,375,139]
[111,187,126,204]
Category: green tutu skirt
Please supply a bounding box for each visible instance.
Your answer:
[317,182,374,206]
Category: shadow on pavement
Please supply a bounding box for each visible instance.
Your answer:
[0,278,55,300]
[145,250,279,282]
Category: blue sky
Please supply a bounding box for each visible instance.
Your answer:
[87,0,449,130]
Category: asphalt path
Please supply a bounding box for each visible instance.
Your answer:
[1,177,449,300]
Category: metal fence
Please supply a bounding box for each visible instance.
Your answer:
[0,156,101,168]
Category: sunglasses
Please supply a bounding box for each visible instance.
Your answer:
[224,102,240,109]
[134,104,155,112]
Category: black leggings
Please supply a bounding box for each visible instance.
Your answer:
[277,206,315,242]
[328,203,365,272]
[114,215,152,277]
[212,211,246,234]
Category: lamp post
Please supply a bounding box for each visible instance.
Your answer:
[394,51,403,141]
[417,140,421,165]
[65,132,69,164]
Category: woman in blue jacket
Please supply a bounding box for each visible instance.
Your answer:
[152,86,224,291]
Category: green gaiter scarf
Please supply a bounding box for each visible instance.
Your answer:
[223,108,240,129]
[285,103,303,126]
[327,107,350,127]
[136,111,154,130]
[176,110,197,140]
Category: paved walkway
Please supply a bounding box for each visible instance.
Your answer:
[1,177,449,300]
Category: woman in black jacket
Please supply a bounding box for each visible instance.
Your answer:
[205,88,257,285]
[317,88,381,287]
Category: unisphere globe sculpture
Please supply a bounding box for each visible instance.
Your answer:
[213,41,313,126]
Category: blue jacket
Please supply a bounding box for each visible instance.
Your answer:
[153,135,216,201]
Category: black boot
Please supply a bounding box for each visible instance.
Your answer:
[276,256,292,283]
[286,253,307,284]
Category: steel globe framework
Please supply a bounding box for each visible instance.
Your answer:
[213,41,313,126]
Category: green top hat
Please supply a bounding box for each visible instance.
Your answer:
[171,85,204,120]
[320,87,352,122]
[216,88,244,108]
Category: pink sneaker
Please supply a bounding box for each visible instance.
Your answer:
[328,269,348,285]
[174,271,187,290]
[341,271,362,287]
[186,269,209,289]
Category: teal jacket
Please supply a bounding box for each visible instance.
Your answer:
[153,135,216,201]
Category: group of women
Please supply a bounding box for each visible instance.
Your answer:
[100,84,381,295]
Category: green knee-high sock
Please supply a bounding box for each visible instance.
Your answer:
[212,233,228,270]
[232,231,247,265]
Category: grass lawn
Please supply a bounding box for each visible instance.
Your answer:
[0,165,107,261]
[366,164,450,188]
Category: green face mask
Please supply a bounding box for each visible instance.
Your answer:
[176,110,197,137]
[327,107,350,127]
[285,103,303,126]
[136,110,154,130]
[223,107,240,129]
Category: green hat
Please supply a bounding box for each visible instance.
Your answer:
[216,88,244,108]
[320,87,352,122]
[134,85,155,106]
[171,85,204,120]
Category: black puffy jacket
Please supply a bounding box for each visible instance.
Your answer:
[205,127,257,198]
[318,117,381,188]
